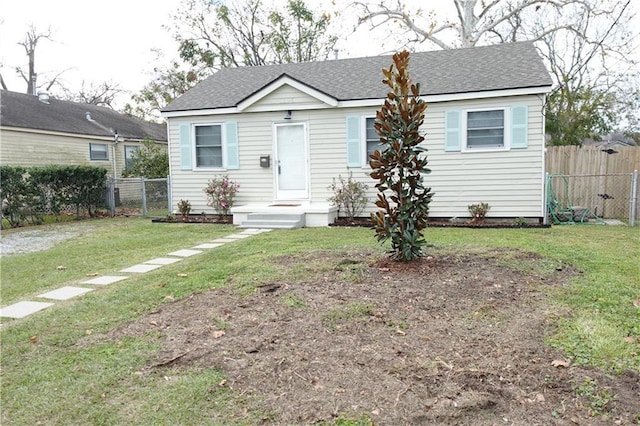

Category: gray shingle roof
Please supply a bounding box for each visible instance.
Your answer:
[163,41,552,112]
[1,90,167,141]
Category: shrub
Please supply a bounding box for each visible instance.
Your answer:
[121,140,169,178]
[327,172,368,220]
[0,165,107,227]
[468,202,490,222]
[369,50,434,261]
[177,199,192,217]
[204,175,239,217]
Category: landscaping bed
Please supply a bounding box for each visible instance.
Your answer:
[331,217,550,228]
[96,248,638,425]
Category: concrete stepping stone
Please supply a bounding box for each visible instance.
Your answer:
[240,228,272,234]
[37,286,94,301]
[193,243,224,249]
[0,301,54,319]
[167,249,202,257]
[210,238,238,243]
[120,264,163,273]
[144,257,182,265]
[81,275,129,286]
[225,234,252,239]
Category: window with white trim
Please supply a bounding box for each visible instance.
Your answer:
[365,117,383,162]
[124,145,139,169]
[90,143,108,160]
[465,108,506,149]
[194,124,223,168]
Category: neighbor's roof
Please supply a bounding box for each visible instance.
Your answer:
[1,90,167,141]
[163,41,552,113]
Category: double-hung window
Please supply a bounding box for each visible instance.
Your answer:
[446,106,527,152]
[124,145,139,169]
[90,143,108,160]
[466,109,505,149]
[195,124,223,168]
[365,117,383,161]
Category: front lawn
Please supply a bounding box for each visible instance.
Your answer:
[1,219,638,424]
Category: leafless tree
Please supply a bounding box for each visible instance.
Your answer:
[355,0,639,139]
[16,25,54,94]
[60,80,124,108]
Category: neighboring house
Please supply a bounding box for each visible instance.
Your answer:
[161,42,553,226]
[0,90,167,178]
[582,132,638,150]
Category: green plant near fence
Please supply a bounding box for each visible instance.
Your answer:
[0,165,107,228]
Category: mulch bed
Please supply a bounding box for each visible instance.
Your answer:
[331,217,550,228]
[151,215,233,224]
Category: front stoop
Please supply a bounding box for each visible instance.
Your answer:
[232,203,338,228]
[239,213,305,229]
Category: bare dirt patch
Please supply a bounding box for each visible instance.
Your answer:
[103,249,639,425]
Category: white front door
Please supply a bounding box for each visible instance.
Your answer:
[275,123,308,200]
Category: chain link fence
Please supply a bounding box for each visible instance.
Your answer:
[106,177,169,217]
[546,171,639,226]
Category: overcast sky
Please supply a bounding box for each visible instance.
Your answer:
[0,0,405,100]
[1,0,638,109]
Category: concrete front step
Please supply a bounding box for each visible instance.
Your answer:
[239,213,305,229]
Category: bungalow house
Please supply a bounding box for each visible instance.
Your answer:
[161,41,553,227]
[0,90,167,178]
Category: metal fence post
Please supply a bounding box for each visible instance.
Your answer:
[141,177,147,217]
[630,170,638,227]
[108,177,115,217]
[543,172,549,225]
[166,175,172,216]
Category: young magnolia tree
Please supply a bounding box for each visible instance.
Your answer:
[369,50,433,261]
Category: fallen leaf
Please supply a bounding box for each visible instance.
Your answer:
[134,371,144,376]
[29,335,38,344]
[149,320,158,326]
[570,416,579,424]
[85,329,93,335]
[551,359,570,368]
[176,273,188,277]
[56,265,67,270]
[85,272,99,277]
[213,330,226,339]
[633,298,640,307]
[624,336,635,343]
[395,329,406,335]
[164,295,175,302]
[218,379,227,387]
[378,267,390,272]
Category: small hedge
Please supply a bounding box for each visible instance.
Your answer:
[0,165,108,228]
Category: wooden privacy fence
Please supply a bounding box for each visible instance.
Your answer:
[546,145,640,175]
[545,146,640,224]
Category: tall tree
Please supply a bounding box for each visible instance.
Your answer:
[356,0,639,143]
[15,25,53,94]
[126,0,339,120]
[370,51,433,261]
[174,0,338,68]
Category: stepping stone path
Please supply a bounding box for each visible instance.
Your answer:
[0,229,272,320]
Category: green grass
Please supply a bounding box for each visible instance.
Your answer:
[1,220,638,424]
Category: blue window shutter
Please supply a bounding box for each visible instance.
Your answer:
[444,110,461,152]
[346,116,361,167]
[225,121,239,169]
[179,124,192,170]
[511,105,528,149]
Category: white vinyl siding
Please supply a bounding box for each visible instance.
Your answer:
[166,93,545,218]
[0,128,165,178]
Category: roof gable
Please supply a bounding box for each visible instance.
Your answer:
[0,90,167,141]
[163,41,552,114]
[238,74,338,112]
